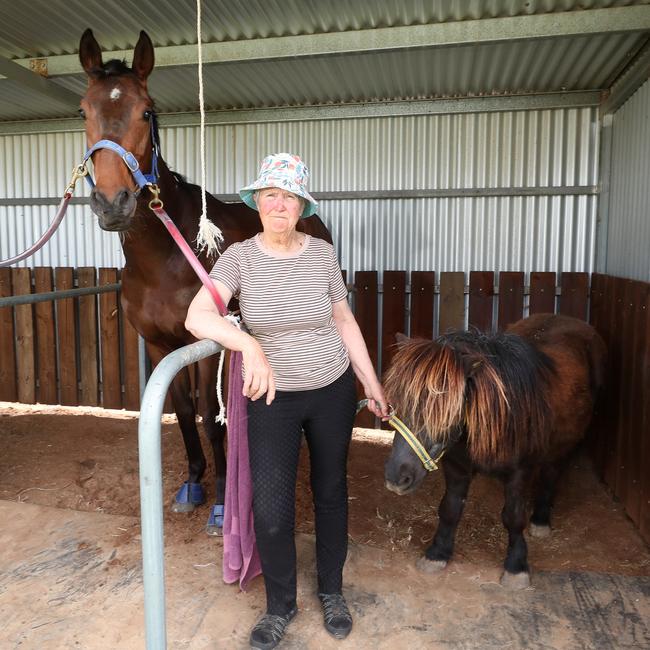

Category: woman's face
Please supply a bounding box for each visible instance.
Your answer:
[255,187,303,236]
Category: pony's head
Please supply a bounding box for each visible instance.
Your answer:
[79,29,156,231]
[383,334,510,494]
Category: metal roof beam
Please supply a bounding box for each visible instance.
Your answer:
[9,6,650,77]
[601,38,650,115]
[0,91,600,135]
[0,55,81,107]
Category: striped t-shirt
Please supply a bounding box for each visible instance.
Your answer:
[209,234,350,391]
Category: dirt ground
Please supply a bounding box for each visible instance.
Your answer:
[1,402,650,649]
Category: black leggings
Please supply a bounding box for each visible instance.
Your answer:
[247,366,357,616]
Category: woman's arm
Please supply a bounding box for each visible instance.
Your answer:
[332,298,389,419]
[185,281,276,404]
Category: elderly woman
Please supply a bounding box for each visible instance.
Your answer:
[185,152,388,649]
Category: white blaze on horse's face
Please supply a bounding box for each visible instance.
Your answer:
[110,87,122,101]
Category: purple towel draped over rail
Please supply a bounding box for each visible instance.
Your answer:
[222,350,262,590]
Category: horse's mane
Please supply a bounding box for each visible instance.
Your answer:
[384,329,556,466]
[86,58,132,79]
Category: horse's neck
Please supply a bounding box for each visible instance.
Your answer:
[121,160,201,276]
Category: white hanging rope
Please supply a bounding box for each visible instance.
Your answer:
[215,348,227,424]
[215,313,243,425]
[195,0,223,257]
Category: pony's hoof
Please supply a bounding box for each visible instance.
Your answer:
[416,557,447,574]
[206,504,224,536]
[171,481,205,513]
[529,523,551,538]
[500,571,530,590]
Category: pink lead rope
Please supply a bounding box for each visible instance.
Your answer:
[151,200,262,590]
[151,205,228,316]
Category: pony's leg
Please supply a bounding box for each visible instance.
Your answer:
[417,456,471,574]
[529,463,561,538]
[148,345,206,512]
[197,354,227,536]
[501,468,531,589]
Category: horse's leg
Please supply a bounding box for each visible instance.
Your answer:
[417,454,472,574]
[500,468,531,589]
[529,462,561,538]
[197,353,227,536]
[147,344,207,512]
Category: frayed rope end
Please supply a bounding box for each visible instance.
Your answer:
[196,216,224,257]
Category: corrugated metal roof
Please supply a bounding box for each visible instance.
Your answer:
[0,1,642,58]
[0,0,648,122]
[8,31,643,121]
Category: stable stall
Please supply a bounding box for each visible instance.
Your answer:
[0,2,649,648]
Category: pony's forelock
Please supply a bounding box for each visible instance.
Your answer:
[384,340,466,445]
[385,330,555,468]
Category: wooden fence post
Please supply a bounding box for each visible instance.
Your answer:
[410,271,435,340]
[34,267,57,404]
[99,268,122,409]
[55,267,78,405]
[12,268,35,404]
[78,267,99,406]
[438,272,465,334]
[0,268,17,402]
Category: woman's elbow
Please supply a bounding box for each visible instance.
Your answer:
[184,307,200,337]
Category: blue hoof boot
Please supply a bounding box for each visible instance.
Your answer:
[206,504,224,537]
[171,481,205,513]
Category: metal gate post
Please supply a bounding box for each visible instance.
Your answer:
[138,338,222,650]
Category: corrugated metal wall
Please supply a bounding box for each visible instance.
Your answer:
[605,79,650,282]
[0,106,599,276]
[0,130,123,266]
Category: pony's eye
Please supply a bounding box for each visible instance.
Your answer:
[143,110,152,120]
[78,108,86,119]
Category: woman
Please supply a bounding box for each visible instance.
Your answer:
[185,152,388,649]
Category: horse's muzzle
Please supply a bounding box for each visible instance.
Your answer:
[384,460,423,495]
[384,475,421,495]
[90,187,137,231]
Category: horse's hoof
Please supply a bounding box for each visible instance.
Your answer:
[500,571,530,590]
[529,523,551,538]
[206,504,224,536]
[171,481,205,513]
[416,557,447,574]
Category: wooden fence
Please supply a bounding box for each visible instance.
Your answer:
[589,273,650,545]
[0,267,589,411]
[0,267,140,410]
[0,266,648,543]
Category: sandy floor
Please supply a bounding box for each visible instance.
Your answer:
[1,403,649,649]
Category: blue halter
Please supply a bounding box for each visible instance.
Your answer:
[83,116,160,191]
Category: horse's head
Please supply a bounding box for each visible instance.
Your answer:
[383,337,467,494]
[79,29,156,231]
[384,331,513,493]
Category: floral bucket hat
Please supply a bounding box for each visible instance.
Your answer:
[238,152,318,218]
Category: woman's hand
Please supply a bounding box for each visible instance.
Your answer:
[241,338,276,405]
[364,382,390,420]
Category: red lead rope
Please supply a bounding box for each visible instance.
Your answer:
[151,205,228,317]
[0,194,72,267]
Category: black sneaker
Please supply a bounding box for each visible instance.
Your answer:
[318,593,353,639]
[249,607,297,650]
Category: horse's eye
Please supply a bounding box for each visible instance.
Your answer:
[143,110,152,120]
[78,108,86,119]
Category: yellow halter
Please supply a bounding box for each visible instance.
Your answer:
[357,400,445,472]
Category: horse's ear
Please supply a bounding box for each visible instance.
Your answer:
[395,332,410,348]
[132,31,154,81]
[79,28,103,76]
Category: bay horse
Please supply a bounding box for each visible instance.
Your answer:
[78,29,332,533]
[383,313,606,588]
